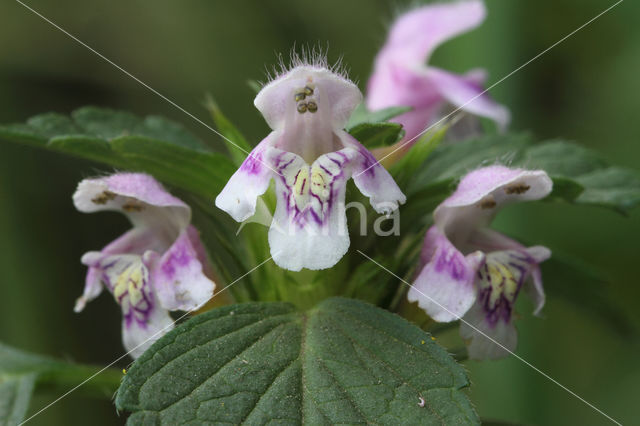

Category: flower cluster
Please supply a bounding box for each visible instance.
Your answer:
[73,0,551,361]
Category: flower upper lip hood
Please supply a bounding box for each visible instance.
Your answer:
[216,60,406,272]
[74,173,215,358]
[255,65,362,132]
[74,172,190,232]
[408,165,553,359]
[366,0,510,144]
[435,166,553,240]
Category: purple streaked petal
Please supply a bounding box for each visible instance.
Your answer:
[75,225,175,313]
[145,228,215,312]
[185,225,217,280]
[470,229,549,315]
[408,226,484,322]
[459,301,517,360]
[339,132,406,214]
[475,247,549,325]
[215,134,276,222]
[122,302,174,359]
[268,148,353,271]
[468,229,550,314]
[83,252,173,358]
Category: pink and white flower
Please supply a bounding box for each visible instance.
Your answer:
[367,0,510,145]
[73,173,215,358]
[408,166,553,359]
[216,60,406,271]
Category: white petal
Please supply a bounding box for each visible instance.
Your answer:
[145,229,215,312]
[469,230,550,316]
[74,264,103,312]
[460,302,518,360]
[339,132,406,213]
[407,227,483,322]
[122,303,174,359]
[527,265,546,316]
[268,149,353,271]
[215,134,276,222]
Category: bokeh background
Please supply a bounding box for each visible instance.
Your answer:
[1,0,638,424]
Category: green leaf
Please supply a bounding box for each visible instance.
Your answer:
[573,167,640,212]
[348,122,404,148]
[517,141,640,212]
[110,136,234,198]
[409,133,531,194]
[204,95,254,167]
[346,104,411,130]
[116,298,478,425]
[406,134,640,214]
[0,342,122,424]
[391,125,448,190]
[0,374,36,426]
[0,107,236,198]
[72,107,209,151]
[540,251,638,337]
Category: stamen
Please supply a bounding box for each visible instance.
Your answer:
[123,202,144,212]
[297,103,308,113]
[294,92,306,102]
[91,190,117,205]
[479,196,496,209]
[303,85,314,96]
[505,183,531,194]
[307,101,318,113]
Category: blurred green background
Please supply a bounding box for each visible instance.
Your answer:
[1,0,638,424]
